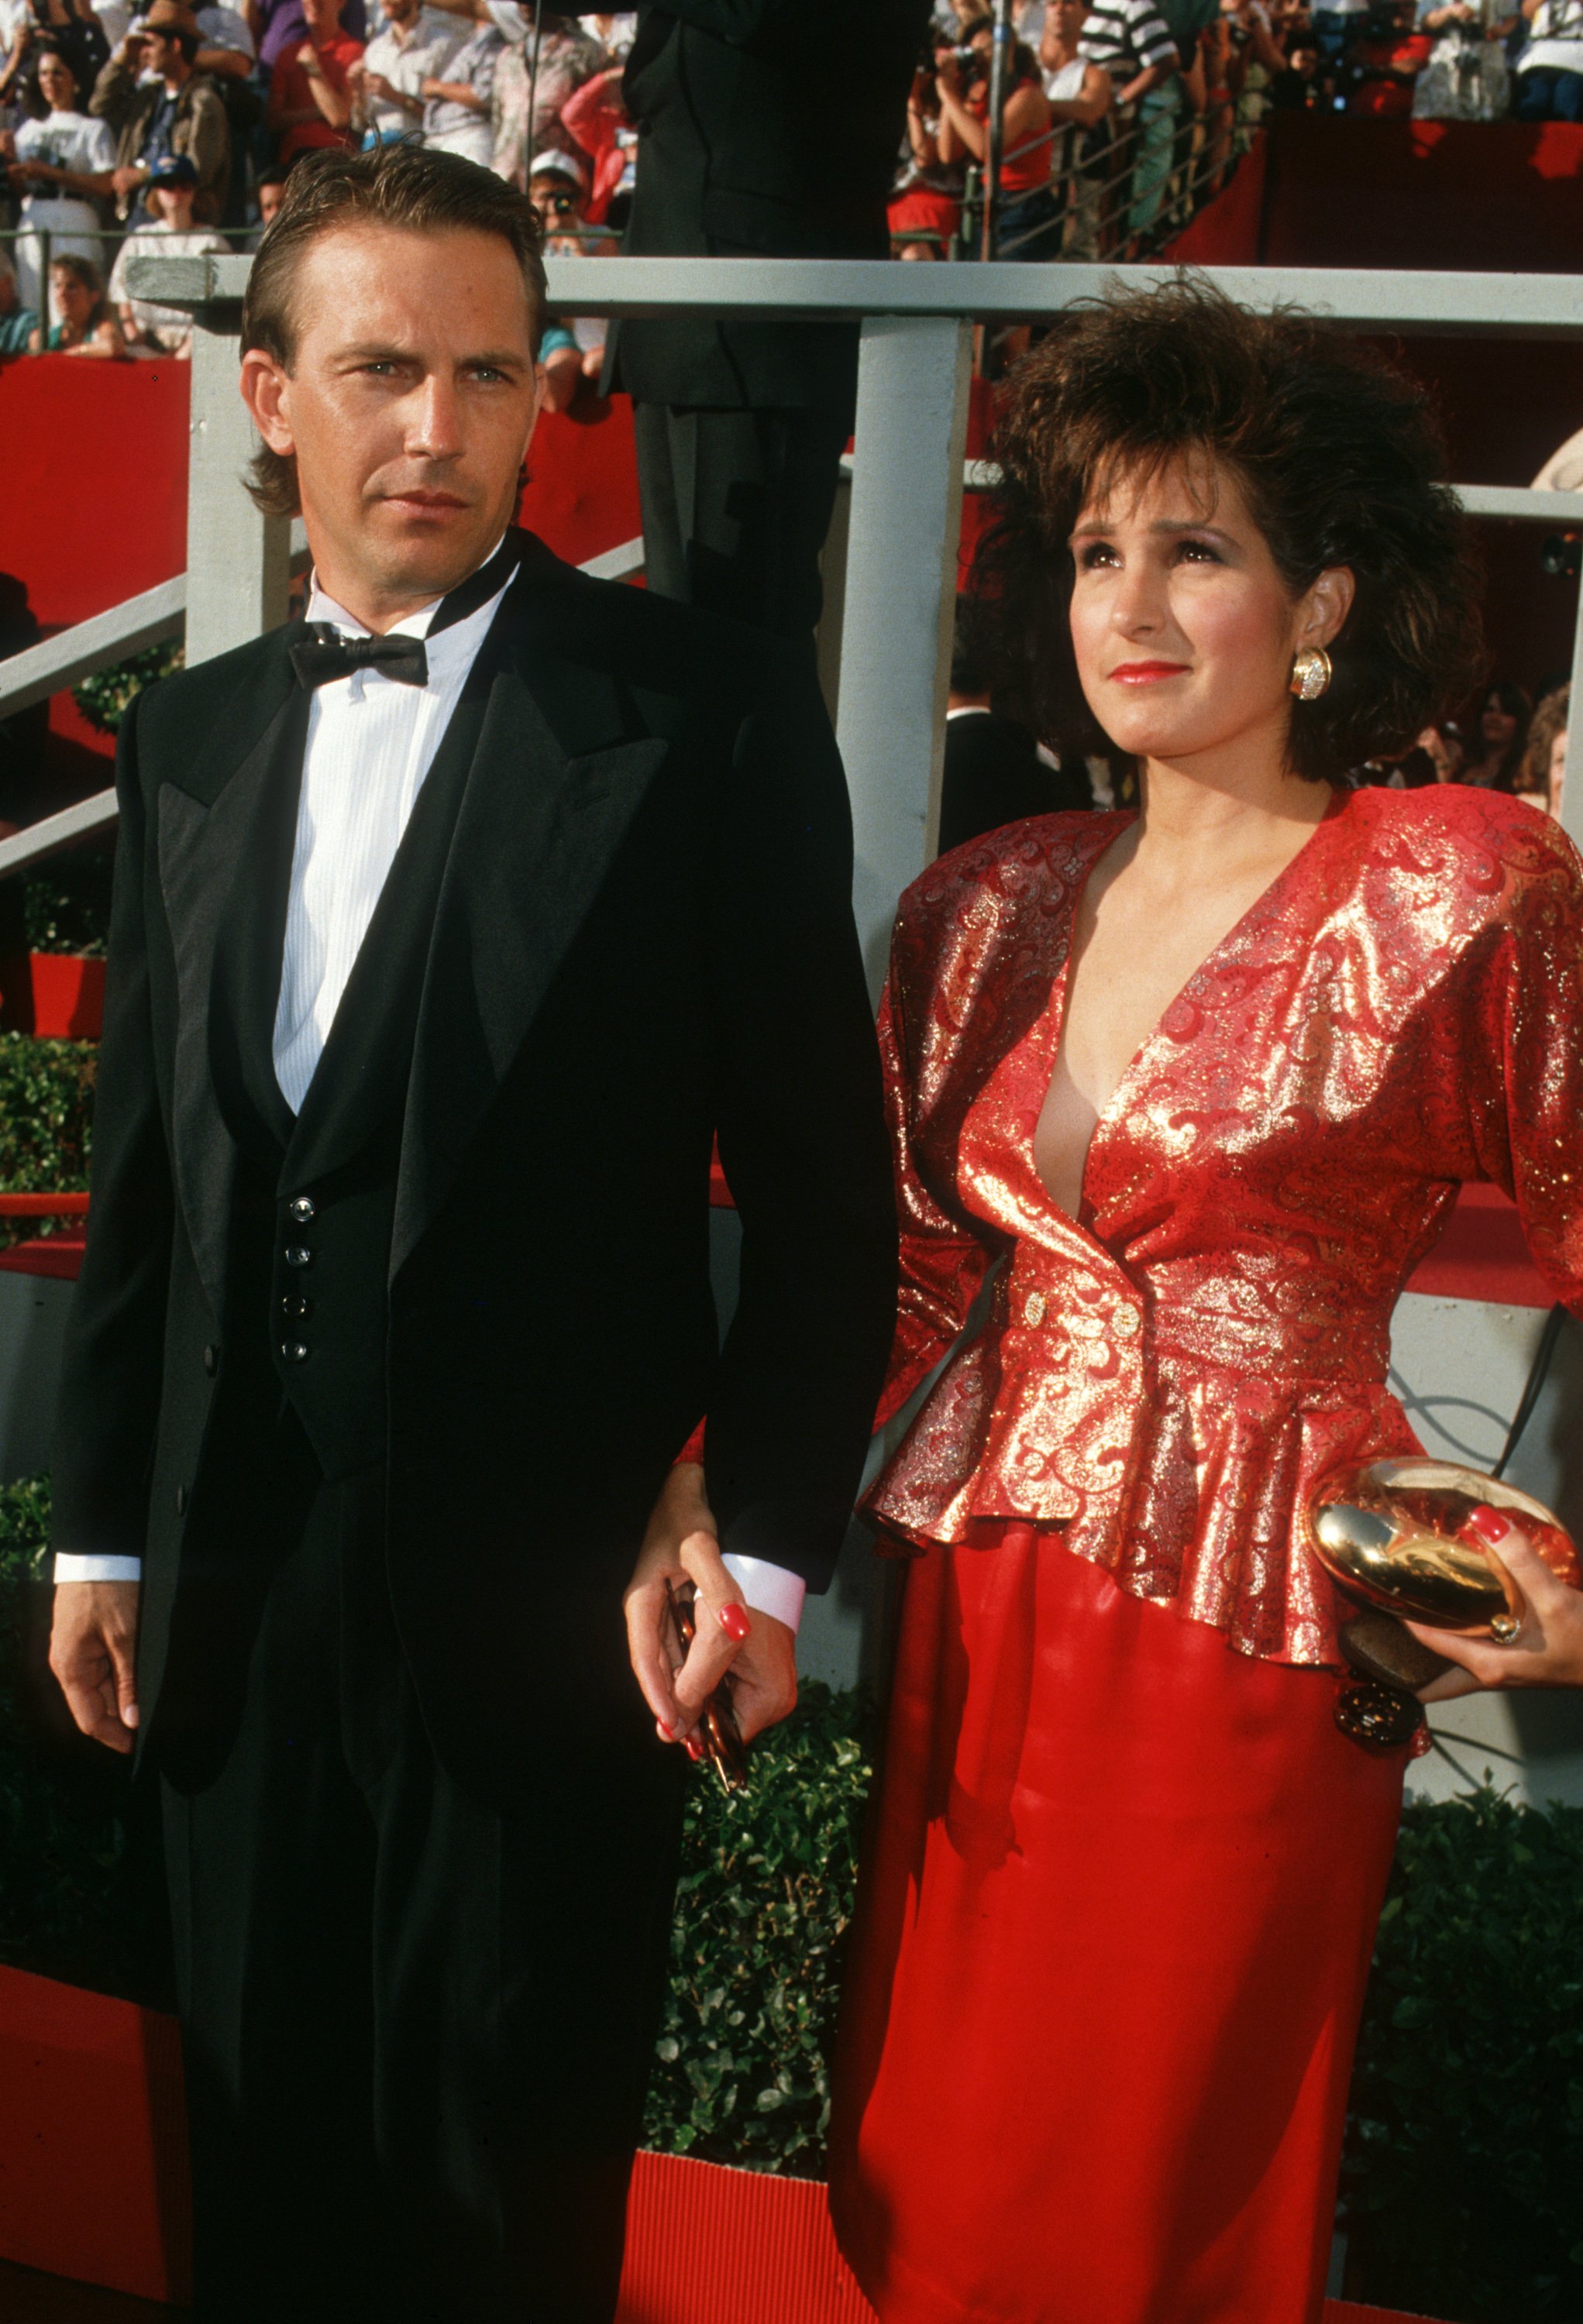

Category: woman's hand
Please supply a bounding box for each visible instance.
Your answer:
[1409,1508,1583,1700]
[623,1461,798,1749]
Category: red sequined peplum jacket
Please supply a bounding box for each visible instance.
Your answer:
[863,783,1583,1666]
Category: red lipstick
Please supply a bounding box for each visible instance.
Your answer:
[1110,661,1189,683]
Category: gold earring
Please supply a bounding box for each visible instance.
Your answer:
[1290,646,1332,703]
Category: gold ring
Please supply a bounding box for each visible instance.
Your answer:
[1489,1613,1523,1644]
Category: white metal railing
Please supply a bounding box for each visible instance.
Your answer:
[2,256,1581,981]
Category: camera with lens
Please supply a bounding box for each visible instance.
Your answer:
[947,40,991,82]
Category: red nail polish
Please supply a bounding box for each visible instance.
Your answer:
[1468,1503,1512,1545]
[684,1734,704,1762]
[719,1604,751,1642]
[656,1718,674,1741]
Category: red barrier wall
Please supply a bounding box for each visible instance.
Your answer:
[1262,115,1583,271]
[1162,129,1268,266]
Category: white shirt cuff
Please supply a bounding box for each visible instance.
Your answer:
[721,1554,806,1635]
[54,1553,143,1585]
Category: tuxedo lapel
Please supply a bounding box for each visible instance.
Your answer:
[391,602,668,1279]
[157,638,305,1317]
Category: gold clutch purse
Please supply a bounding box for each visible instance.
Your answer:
[1305,1458,1580,1747]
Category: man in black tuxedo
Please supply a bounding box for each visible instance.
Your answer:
[613,0,929,638]
[46,143,895,2322]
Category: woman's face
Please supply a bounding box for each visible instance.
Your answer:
[1066,453,1351,773]
[37,53,76,108]
[1481,693,1516,747]
[51,266,91,328]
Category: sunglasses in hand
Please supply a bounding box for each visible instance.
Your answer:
[663,1577,749,1795]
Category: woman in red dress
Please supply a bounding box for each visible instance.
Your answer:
[821,282,1583,2324]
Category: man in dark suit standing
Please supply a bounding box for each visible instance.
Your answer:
[46,143,895,2322]
[613,0,928,638]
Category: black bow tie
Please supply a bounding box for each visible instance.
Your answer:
[288,532,525,693]
[290,629,429,690]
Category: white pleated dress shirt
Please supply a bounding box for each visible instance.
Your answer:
[57,557,804,1633]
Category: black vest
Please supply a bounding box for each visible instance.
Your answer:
[208,642,499,1480]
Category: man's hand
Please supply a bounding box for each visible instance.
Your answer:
[624,1463,798,1752]
[50,1581,141,1754]
[112,163,147,198]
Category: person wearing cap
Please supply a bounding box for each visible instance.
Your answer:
[347,0,460,140]
[266,0,363,159]
[528,144,604,409]
[89,0,230,220]
[107,147,231,352]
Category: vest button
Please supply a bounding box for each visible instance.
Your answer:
[289,1195,316,1224]
[280,1342,311,1364]
[175,1485,188,1516]
[280,1294,311,1321]
[284,1245,313,1270]
[203,1344,219,1376]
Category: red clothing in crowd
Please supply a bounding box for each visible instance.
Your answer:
[561,68,628,222]
[270,31,364,160]
[969,72,1051,189]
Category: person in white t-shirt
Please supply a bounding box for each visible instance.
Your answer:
[2,41,114,319]
[106,146,228,352]
[1516,0,1583,113]
[349,0,459,138]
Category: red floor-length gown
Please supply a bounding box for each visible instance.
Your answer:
[828,786,1583,2324]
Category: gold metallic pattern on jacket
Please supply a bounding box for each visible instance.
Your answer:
[865,787,1583,1666]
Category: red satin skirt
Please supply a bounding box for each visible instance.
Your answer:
[828,1526,1408,2324]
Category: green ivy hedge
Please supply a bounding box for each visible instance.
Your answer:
[0,1032,95,1195]
[71,643,182,740]
[5,1473,1582,2324]
[643,1683,876,2174]
[1340,1787,1583,2321]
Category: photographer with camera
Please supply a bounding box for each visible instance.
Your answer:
[1413,0,1512,116]
[530,144,606,405]
[936,15,1062,256]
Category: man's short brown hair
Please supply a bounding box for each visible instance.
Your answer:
[242,143,549,519]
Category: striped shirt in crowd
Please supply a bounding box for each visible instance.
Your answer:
[1077,0,1178,81]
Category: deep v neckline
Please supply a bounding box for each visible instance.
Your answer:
[1038,789,1346,1220]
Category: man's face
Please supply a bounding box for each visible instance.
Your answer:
[258,179,286,225]
[380,0,419,25]
[145,29,182,77]
[301,0,342,39]
[241,224,546,617]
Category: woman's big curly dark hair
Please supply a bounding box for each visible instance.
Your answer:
[975,275,1485,782]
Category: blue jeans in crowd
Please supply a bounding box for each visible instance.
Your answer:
[1515,65,1583,118]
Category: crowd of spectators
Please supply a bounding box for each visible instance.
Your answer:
[0,0,635,352]
[891,0,1583,266]
[2,0,1580,358]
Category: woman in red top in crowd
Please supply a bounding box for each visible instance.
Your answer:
[810,280,1583,2324]
[935,19,1061,257]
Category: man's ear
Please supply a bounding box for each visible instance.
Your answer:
[239,347,294,455]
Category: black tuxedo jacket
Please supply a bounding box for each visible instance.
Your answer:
[51,532,897,1790]
[610,0,928,414]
